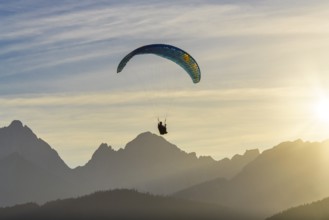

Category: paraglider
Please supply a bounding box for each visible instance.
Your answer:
[157,119,168,135]
[117,44,201,83]
[117,44,201,135]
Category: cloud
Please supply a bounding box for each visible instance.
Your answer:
[1,0,329,90]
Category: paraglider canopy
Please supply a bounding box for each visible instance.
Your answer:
[117,44,201,83]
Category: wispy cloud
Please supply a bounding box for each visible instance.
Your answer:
[2,0,329,91]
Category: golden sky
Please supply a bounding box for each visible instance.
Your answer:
[1,1,329,167]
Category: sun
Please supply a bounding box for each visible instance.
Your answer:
[314,97,329,122]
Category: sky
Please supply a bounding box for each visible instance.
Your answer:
[1,0,329,168]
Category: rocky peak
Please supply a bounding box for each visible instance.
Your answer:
[2,120,36,140]
[9,120,23,128]
[0,120,70,174]
[91,143,115,160]
[124,132,181,154]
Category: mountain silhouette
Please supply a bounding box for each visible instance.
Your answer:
[73,131,259,195]
[267,196,329,220]
[0,120,75,207]
[2,120,329,219]
[0,120,259,207]
[0,189,249,220]
[0,120,70,176]
[174,139,329,219]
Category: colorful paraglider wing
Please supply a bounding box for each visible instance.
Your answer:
[117,44,201,83]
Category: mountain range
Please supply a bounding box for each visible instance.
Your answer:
[73,131,260,195]
[175,139,329,219]
[2,120,329,219]
[0,120,258,207]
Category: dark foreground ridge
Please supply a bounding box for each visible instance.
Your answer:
[267,197,329,220]
[0,189,248,220]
